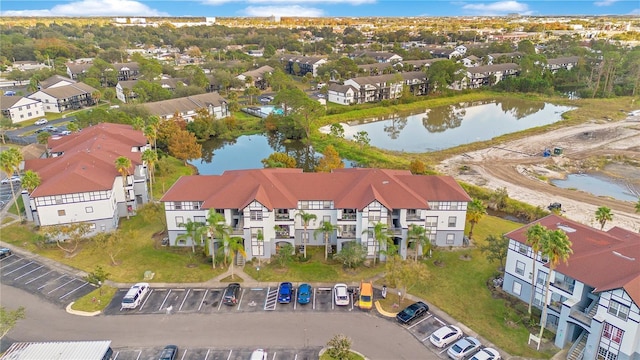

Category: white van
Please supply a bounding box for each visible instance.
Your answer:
[121,282,150,309]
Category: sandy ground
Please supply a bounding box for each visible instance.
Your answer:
[437,114,640,232]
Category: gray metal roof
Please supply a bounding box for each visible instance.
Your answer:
[0,340,112,360]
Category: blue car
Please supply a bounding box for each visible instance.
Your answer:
[297,283,312,304]
[278,282,293,304]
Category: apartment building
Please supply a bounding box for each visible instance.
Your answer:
[160,168,471,263]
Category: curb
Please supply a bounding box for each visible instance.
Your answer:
[374,300,398,318]
[66,302,101,317]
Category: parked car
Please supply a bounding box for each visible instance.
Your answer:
[277,282,293,304]
[34,118,48,125]
[58,130,72,136]
[469,347,501,360]
[396,301,429,324]
[1,175,21,184]
[358,281,373,310]
[429,325,463,348]
[548,202,562,211]
[250,349,268,360]
[121,282,150,310]
[158,345,178,360]
[297,283,312,304]
[447,337,481,360]
[0,248,12,259]
[222,283,241,305]
[334,283,350,306]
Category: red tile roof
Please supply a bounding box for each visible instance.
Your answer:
[161,168,471,211]
[25,123,145,197]
[506,215,640,305]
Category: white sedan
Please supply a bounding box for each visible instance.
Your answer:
[1,175,21,185]
[429,325,463,348]
[334,283,350,306]
[469,347,501,360]
[34,118,48,125]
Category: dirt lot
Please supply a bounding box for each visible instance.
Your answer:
[437,114,640,232]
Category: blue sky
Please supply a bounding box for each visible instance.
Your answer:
[1,0,638,17]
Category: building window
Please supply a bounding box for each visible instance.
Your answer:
[173,202,182,210]
[323,201,332,209]
[366,236,377,256]
[58,209,66,216]
[602,323,624,344]
[512,281,522,295]
[515,260,525,276]
[607,301,629,321]
[369,210,381,221]
[299,201,309,209]
[407,209,419,220]
[425,216,437,227]
[446,233,454,245]
[251,228,264,256]
[537,270,547,285]
[85,206,93,213]
[89,223,96,230]
[175,216,184,226]
[250,210,263,221]
[518,243,528,255]
[597,347,618,360]
[194,216,206,225]
[448,216,456,227]
[341,208,357,220]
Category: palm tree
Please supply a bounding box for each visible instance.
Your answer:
[141,149,158,202]
[114,156,132,219]
[595,206,613,230]
[635,198,640,214]
[525,223,547,315]
[256,229,264,266]
[226,236,247,280]
[538,229,573,340]
[175,219,207,253]
[296,210,317,259]
[466,199,487,241]
[314,220,337,261]
[362,221,391,265]
[206,208,229,269]
[407,224,430,262]
[21,169,41,194]
[0,148,23,221]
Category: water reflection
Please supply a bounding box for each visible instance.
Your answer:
[338,100,573,152]
[551,173,639,202]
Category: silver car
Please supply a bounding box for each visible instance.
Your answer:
[447,336,481,360]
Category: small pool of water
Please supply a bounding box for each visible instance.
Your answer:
[242,105,284,118]
[551,173,639,202]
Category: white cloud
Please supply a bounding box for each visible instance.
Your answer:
[630,8,640,14]
[594,0,618,6]
[1,0,168,16]
[461,1,531,15]
[242,5,324,17]
[202,0,374,4]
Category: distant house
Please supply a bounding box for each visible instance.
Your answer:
[328,72,427,105]
[66,61,140,82]
[280,55,327,77]
[357,62,397,76]
[27,83,98,113]
[429,48,463,59]
[115,77,187,103]
[66,62,92,80]
[464,63,520,89]
[38,75,76,90]
[22,123,149,235]
[350,51,403,63]
[236,65,274,89]
[546,56,581,73]
[401,59,445,71]
[142,92,229,121]
[461,55,481,68]
[0,96,45,123]
[486,52,522,65]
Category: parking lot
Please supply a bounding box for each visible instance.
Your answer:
[0,182,19,210]
[103,284,358,315]
[0,252,96,306]
[112,346,322,360]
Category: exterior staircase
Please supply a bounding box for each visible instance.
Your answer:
[567,332,588,360]
[235,252,245,267]
[588,302,598,317]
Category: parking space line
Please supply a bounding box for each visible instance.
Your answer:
[421,335,431,342]
[59,281,90,299]
[217,293,224,311]
[434,316,446,326]
[179,289,191,311]
[139,289,153,310]
[135,350,141,360]
[294,354,297,360]
[439,347,449,355]
[25,270,52,284]
[198,289,209,311]
[271,351,276,360]
[47,278,77,294]
[226,349,233,360]
[180,349,187,360]
[158,289,172,311]
[38,275,66,290]
[14,265,44,280]
[237,288,245,310]
[113,351,119,360]
[332,288,335,310]
[0,257,22,270]
[407,314,432,330]
[293,288,297,310]
[3,261,34,275]
[204,349,210,360]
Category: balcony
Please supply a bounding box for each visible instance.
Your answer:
[552,279,575,294]
[230,227,244,235]
[275,213,291,221]
[339,231,356,238]
[389,227,403,236]
[275,229,291,238]
[340,214,356,221]
[569,301,598,327]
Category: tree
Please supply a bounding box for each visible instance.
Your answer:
[274,243,294,268]
[206,208,229,269]
[409,159,426,175]
[407,224,430,262]
[385,256,430,302]
[169,129,202,166]
[479,234,510,271]
[334,242,367,269]
[90,230,128,266]
[36,131,51,145]
[114,156,132,220]
[141,149,158,201]
[635,198,640,214]
[316,145,344,172]
[261,152,297,168]
[0,306,26,339]
[353,131,370,149]
[466,199,487,241]
[0,117,16,144]
[244,86,261,105]
[41,222,91,256]
[362,221,391,265]
[595,206,613,230]
[329,123,344,138]
[84,265,110,294]
[20,169,41,193]
[538,229,572,341]
[326,334,352,360]
[296,210,317,259]
[176,219,207,253]
[226,236,246,280]
[314,220,337,261]
[0,148,23,221]
[525,223,547,314]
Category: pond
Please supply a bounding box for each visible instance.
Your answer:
[327,99,574,152]
[551,173,639,202]
[194,134,354,175]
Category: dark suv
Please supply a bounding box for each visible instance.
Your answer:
[222,283,241,305]
[158,345,178,360]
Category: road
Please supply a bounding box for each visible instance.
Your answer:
[0,283,438,359]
